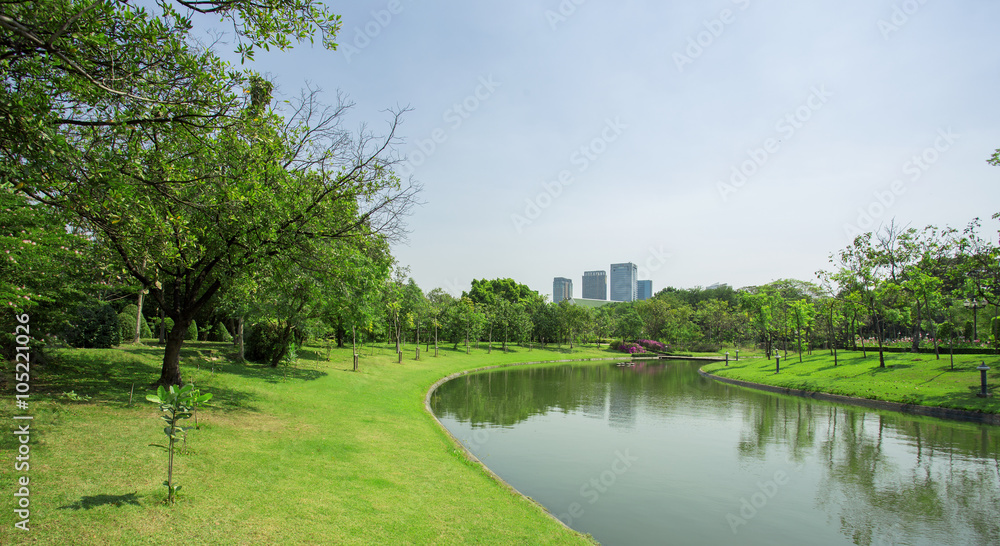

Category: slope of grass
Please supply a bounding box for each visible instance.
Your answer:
[1,340,625,544]
[701,350,1000,414]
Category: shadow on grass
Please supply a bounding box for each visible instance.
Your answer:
[208,360,328,385]
[59,492,141,510]
[34,341,326,412]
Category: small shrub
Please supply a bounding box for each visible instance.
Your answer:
[245,321,302,365]
[185,320,199,341]
[66,303,121,348]
[161,317,174,337]
[118,304,153,342]
[245,321,284,363]
[147,385,212,504]
[208,322,233,343]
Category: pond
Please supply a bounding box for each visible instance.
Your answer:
[429,360,1000,545]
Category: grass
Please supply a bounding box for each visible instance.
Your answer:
[0,340,629,545]
[701,349,1000,414]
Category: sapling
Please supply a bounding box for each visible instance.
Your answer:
[147,384,212,504]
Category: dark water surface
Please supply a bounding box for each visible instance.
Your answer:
[430,360,1000,545]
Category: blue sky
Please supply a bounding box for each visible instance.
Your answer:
[198,0,1000,300]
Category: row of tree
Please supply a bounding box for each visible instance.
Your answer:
[1,0,418,385]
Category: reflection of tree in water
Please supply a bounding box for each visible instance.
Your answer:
[430,361,722,430]
[736,397,1000,546]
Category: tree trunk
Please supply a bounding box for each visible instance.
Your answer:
[394,317,401,354]
[911,300,921,353]
[133,289,145,344]
[874,311,886,368]
[925,295,939,360]
[158,307,166,344]
[336,321,346,348]
[236,316,245,362]
[156,320,189,387]
[270,322,295,368]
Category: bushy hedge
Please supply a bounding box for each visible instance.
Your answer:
[150,317,173,339]
[208,322,233,342]
[66,303,121,348]
[186,319,199,341]
[245,321,302,364]
[245,321,284,363]
[117,304,153,341]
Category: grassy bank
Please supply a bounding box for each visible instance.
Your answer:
[701,350,1000,414]
[1,341,625,544]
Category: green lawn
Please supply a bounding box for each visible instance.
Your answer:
[701,349,1000,414]
[1,340,628,545]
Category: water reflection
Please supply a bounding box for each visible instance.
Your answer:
[431,361,1000,545]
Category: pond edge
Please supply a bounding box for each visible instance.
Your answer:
[423,355,651,543]
[698,367,1000,426]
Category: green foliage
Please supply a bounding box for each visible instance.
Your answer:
[66,303,121,348]
[5,1,417,388]
[186,320,199,341]
[465,278,545,307]
[154,317,175,338]
[938,321,955,342]
[118,304,153,341]
[208,322,233,342]
[147,384,212,504]
[245,321,301,365]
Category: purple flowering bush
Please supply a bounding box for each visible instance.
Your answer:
[637,339,667,352]
[610,340,647,354]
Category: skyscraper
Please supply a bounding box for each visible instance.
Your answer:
[637,280,652,301]
[553,277,573,303]
[582,270,607,300]
[610,263,638,302]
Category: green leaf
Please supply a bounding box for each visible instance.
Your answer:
[146,394,162,403]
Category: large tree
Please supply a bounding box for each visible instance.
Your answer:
[19,84,416,385]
